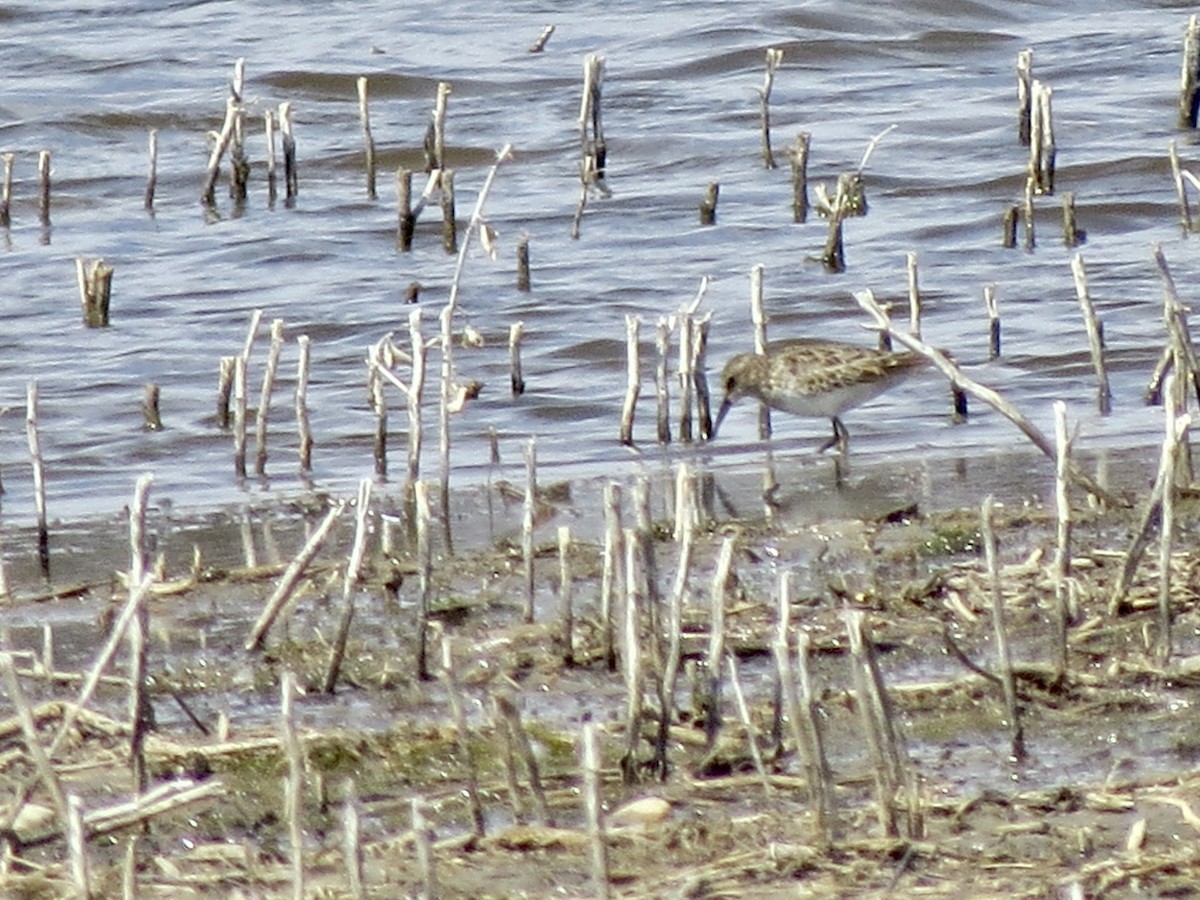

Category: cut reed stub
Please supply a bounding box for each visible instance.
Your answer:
[1181,15,1200,128]
[396,168,415,251]
[698,181,719,225]
[759,48,783,169]
[142,383,163,431]
[516,233,531,291]
[144,129,158,211]
[790,132,811,223]
[0,151,14,227]
[1016,49,1033,146]
[1001,205,1019,248]
[356,76,377,200]
[509,321,526,395]
[528,24,555,53]
[38,149,51,227]
[440,169,457,254]
[76,257,114,328]
[1061,191,1086,246]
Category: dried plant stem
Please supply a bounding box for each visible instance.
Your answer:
[581,722,611,899]
[600,483,623,671]
[789,132,811,223]
[750,264,771,439]
[726,653,772,796]
[144,128,158,210]
[759,48,783,168]
[698,181,719,225]
[1169,140,1194,234]
[655,317,671,443]
[26,382,49,575]
[265,108,278,204]
[1181,15,1200,128]
[255,318,285,475]
[702,536,734,750]
[341,779,365,899]
[280,101,298,202]
[516,233,531,290]
[529,25,555,52]
[38,149,50,226]
[127,476,154,793]
[1157,406,1191,662]
[415,482,434,680]
[522,438,537,623]
[67,794,89,896]
[233,356,248,478]
[985,284,1001,359]
[322,479,373,693]
[1017,49,1033,145]
[295,335,313,472]
[440,636,486,838]
[0,653,68,825]
[981,496,1024,761]
[653,500,691,779]
[0,151,13,227]
[509,321,526,395]
[1052,402,1073,678]
[494,692,551,825]
[280,672,305,900]
[397,168,415,250]
[1071,255,1112,415]
[619,314,641,445]
[357,76,376,199]
[621,528,644,784]
[559,525,574,665]
[202,98,238,205]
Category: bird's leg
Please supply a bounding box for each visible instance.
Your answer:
[817,417,848,454]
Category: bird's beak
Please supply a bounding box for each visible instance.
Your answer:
[711,397,733,439]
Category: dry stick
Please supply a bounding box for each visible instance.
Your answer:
[411,798,438,898]
[984,284,1002,359]
[77,257,115,328]
[726,653,772,797]
[677,308,695,442]
[1157,408,1191,662]
[25,382,48,576]
[790,132,811,223]
[572,53,608,239]
[1146,244,1200,409]
[703,536,734,750]
[144,128,158,211]
[245,501,346,651]
[750,264,771,439]
[369,342,388,479]
[217,356,235,429]
[0,653,68,826]
[618,314,641,445]
[692,313,714,440]
[654,494,691,779]
[1181,15,1200,128]
[529,24,555,53]
[341,779,365,899]
[599,483,623,671]
[559,525,574,665]
[509,321,526,395]
[620,527,644,784]
[265,108,278,205]
[233,355,248,478]
[516,233,531,291]
[406,309,428,496]
[202,98,238,205]
[843,610,897,837]
[295,335,313,473]
[1062,191,1084,246]
[280,101,298,202]
[431,81,451,173]
[1017,48,1033,145]
[67,794,89,897]
[522,437,537,623]
[0,151,13,227]
[280,672,305,900]
[1071,254,1112,415]
[356,76,376,199]
[37,149,50,227]
[981,496,1025,760]
[438,145,514,540]
[759,48,783,169]
[322,479,373,693]
[631,477,660,635]
[142,382,162,431]
[440,168,457,254]
[1169,140,1193,234]
[127,475,154,794]
[1022,174,1036,250]
[698,182,719,225]
[853,289,1118,505]
[906,251,922,337]
[655,317,671,444]
[1052,401,1073,679]
[397,168,415,250]
[255,318,285,476]
[415,482,434,680]
[581,722,611,900]
[493,693,551,825]
[228,73,249,203]
[438,636,486,839]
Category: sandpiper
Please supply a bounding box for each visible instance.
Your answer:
[712,338,926,454]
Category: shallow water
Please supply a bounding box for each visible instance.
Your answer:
[0,0,1195,529]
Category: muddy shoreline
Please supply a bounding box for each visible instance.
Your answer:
[1,445,1199,898]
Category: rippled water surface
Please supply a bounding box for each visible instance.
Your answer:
[1,0,1197,524]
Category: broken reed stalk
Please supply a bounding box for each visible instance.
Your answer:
[980,496,1025,761]
[843,610,898,837]
[516,233,531,291]
[280,671,305,900]
[144,129,158,210]
[1146,244,1200,409]
[698,182,719,225]
[431,81,451,173]
[906,251,922,337]
[759,48,783,169]
[245,501,346,651]
[1052,401,1073,678]
[702,536,734,750]
[265,108,278,204]
[233,355,248,478]
[67,794,89,896]
[1062,191,1083,246]
[510,321,526,395]
[440,168,457,253]
[790,132,811,223]
[322,479,372,694]
[600,483,623,671]
[411,798,438,897]
[1029,80,1056,194]
[1157,407,1191,662]
[522,437,537,623]
[750,264,772,439]
[726,653,772,796]
[217,356,235,428]
[341,779,365,899]
[632,477,661,627]
[202,97,238,206]
[142,383,162,431]
[692,313,714,440]
[255,318,285,475]
[1023,174,1036,249]
[438,636,486,838]
[654,484,691,778]
[25,382,49,576]
[1181,15,1200,128]
[396,168,415,250]
[573,53,608,239]
[1169,140,1194,234]
[529,24,555,52]
[1002,205,1019,248]
[494,692,551,825]
[559,525,574,665]
[415,482,434,680]
[619,314,641,444]
[76,256,114,328]
[1016,49,1033,145]
[853,289,1119,506]
[677,309,695,442]
[0,151,13,227]
[38,149,50,226]
[655,317,671,443]
[983,284,1002,358]
[581,721,612,900]
[0,652,69,826]
[406,309,427,494]
[356,76,376,199]
[621,527,644,784]
[280,101,298,202]
[370,342,387,479]
[438,145,514,530]
[295,335,313,472]
[1071,254,1112,415]
[127,475,154,793]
